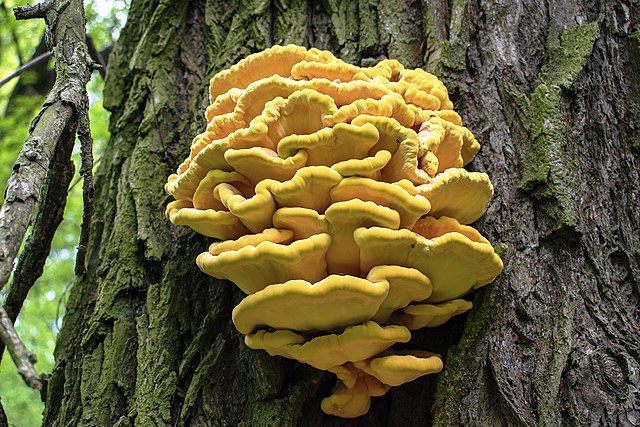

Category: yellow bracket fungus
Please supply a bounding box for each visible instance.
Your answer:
[353,350,444,387]
[367,265,432,324]
[323,349,443,418]
[165,45,504,418]
[165,200,248,239]
[197,232,331,294]
[245,321,411,370]
[355,225,503,302]
[330,150,392,180]
[416,169,494,224]
[392,299,474,329]
[418,117,480,173]
[330,177,431,229]
[321,372,388,418]
[232,275,391,334]
[273,200,401,275]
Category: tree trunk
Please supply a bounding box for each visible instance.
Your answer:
[43,1,640,426]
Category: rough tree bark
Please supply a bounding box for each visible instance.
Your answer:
[43,1,639,426]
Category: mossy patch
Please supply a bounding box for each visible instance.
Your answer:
[424,0,468,93]
[273,0,308,46]
[538,22,599,89]
[515,22,599,231]
[357,0,380,55]
[376,0,423,68]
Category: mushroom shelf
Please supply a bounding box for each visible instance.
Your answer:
[165,45,503,419]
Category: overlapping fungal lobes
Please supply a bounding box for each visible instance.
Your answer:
[165,45,503,418]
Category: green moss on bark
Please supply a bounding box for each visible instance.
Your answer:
[515,22,599,231]
[179,335,226,425]
[357,0,380,55]
[423,0,468,93]
[204,0,272,79]
[538,22,600,89]
[273,0,308,46]
[325,0,359,63]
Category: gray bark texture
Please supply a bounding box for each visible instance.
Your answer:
[43,0,640,426]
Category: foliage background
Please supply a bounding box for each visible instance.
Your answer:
[0,1,127,425]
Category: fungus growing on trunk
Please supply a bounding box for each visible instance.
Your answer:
[165,45,503,418]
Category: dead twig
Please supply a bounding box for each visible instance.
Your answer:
[75,104,94,276]
[0,35,111,90]
[13,0,53,20]
[0,306,42,390]
[86,35,106,79]
[0,51,53,89]
[69,156,101,192]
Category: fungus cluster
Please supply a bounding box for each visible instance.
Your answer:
[165,45,503,418]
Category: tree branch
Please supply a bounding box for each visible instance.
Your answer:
[0,306,42,390]
[4,37,55,113]
[0,127,75,371]
[0,0,94,290]
[0,51,53,89]
[75,107,94,276]
[0,39,113,90]
[1,122,75,325]
[0,104,74,288]
[13,0,53,20]
[86,35,107,79]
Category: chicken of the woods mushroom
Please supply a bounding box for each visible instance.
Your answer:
[165,45,503,419]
